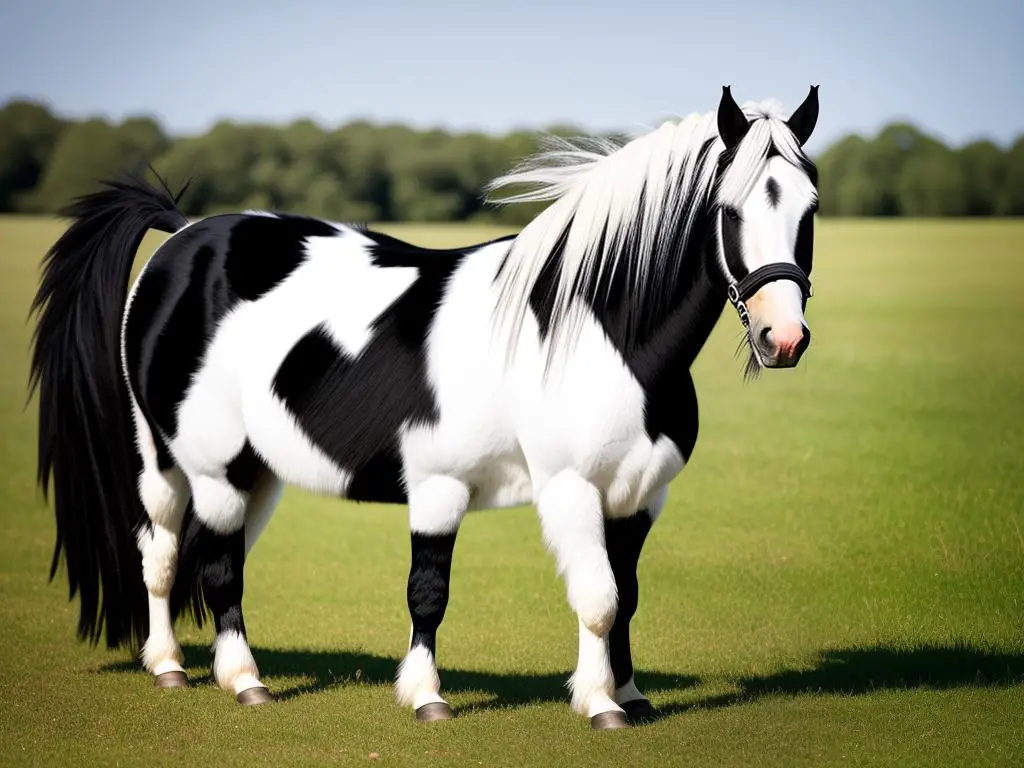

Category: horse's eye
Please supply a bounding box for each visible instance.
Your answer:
[723,208,740,222]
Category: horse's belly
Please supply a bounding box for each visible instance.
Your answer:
[466,451,534,510]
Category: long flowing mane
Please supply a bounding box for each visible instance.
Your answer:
[485,99,814,371]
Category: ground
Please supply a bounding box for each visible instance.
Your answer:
[0,217,1021,767]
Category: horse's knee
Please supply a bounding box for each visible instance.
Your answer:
[190,474,247,534]
[139,467,187,528]
[536,470,616,633]
[139,524,179,597]
[408,475,470,535]
[568,559,618,636]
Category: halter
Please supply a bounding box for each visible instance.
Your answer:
[726,262,813,329]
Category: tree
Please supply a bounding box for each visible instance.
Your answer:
[897,144,967,217]
[32,117,168,212]
[959,140,1005,216]
[816,135,881,216]
[0,100,64,211]
[998,137,1024,216]
[3,96,1022,221]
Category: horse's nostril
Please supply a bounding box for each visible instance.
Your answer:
[759,327,772,347]
[797,326,811,354]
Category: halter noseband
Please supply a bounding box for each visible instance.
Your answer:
[726,262,813,329]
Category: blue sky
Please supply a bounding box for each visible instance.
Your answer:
[1,0,1021,153]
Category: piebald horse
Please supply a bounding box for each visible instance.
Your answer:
[29,85,820,729]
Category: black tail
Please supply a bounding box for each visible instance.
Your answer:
[29,171,190,650]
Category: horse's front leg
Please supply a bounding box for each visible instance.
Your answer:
[537,470,627,729]
[605,485,667,721]
[395,475,470,721]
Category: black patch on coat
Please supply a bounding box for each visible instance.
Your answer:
[605,509,653,688]
[225,440,266,493]
[143,244,220,435]
[765,177,781,208]
[720,209,747,281]
[193,525,247,636]
[123,268,175,469]
[407,532,459,656]
[346,447,407,504]
[627,255,717,452]
[224,215,338,301]
[794,209,815,277]
[271,324,337,401]
[526,219,573,340]
[363,229,514,268]
[271,232,465,503]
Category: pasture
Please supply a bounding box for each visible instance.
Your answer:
[0,216,1021,766]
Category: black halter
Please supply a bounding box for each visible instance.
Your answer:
[726,262,813,329]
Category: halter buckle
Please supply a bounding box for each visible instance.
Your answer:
[727,283,740,306]
[727,282,750,327]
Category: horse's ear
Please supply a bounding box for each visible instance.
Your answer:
[786,85,820,146]
[717,85,750,150]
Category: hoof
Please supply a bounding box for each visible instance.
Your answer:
[621,698,654,722]
[590,710,630,730]
[415,702,454,722]
[154,671,188,689]
[236,686,273,706]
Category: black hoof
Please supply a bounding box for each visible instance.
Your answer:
[236,686,273,706]
[590,710,630,730]
[154,671,188,689]
[415,702,454,722]
[621,698,655,722]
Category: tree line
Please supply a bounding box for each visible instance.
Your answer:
[1,99,1021,223]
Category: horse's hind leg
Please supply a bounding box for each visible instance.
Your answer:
[134,404,191,687]
[395,475,470,721]
[187,463,278,705]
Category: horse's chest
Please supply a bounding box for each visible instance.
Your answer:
[590,433,686,517]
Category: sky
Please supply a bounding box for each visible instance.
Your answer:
[1,0,1021,154]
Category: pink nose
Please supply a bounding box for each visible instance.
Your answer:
[764,323,810,363]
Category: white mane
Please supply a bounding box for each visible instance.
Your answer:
[485,99,812,371]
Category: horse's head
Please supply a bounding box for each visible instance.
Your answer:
[713,85,820,373]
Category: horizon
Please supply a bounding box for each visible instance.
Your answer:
[2,0,1021,152]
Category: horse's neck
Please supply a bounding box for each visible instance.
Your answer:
[611,241,726,387]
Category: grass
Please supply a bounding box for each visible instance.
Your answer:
[0,216,1022,766]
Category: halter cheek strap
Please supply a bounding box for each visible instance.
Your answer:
[726,262,813,329]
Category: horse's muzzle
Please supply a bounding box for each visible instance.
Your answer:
[758,323,811,368]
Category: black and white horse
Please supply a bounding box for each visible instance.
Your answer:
[29,85,820,729]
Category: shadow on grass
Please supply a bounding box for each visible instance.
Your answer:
[100,642,1024,719]
[100,644,698,707]
[646,643,1024,722]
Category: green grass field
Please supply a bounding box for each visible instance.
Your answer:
[0,216,1022,766]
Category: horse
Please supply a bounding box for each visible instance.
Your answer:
[28,84,820,729]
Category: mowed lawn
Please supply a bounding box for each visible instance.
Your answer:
[0,216,1021,767]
